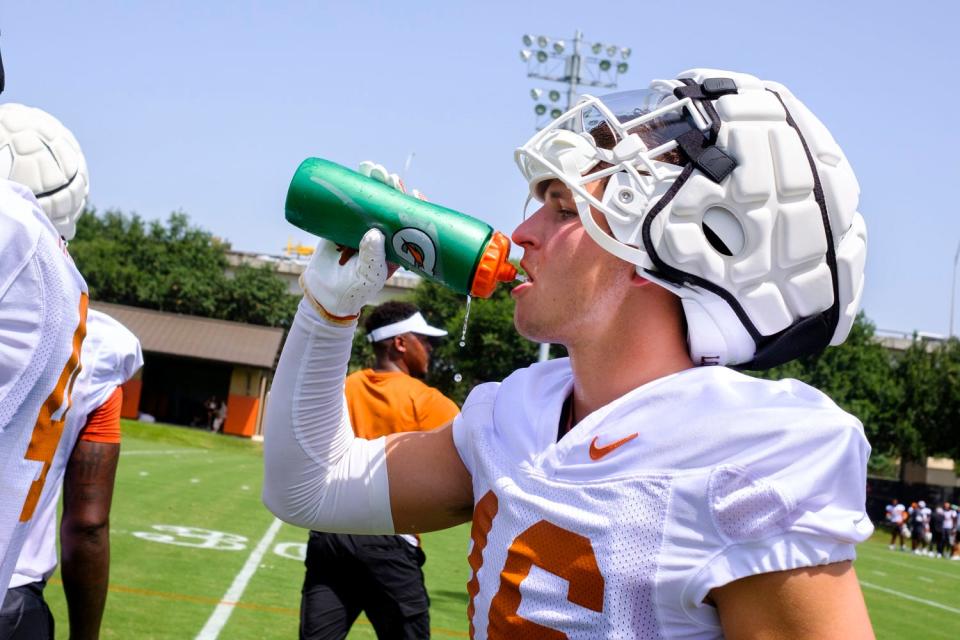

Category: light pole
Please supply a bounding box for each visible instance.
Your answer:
[520,31,632,361]
[950,240,960,337]
[520,30,632,128]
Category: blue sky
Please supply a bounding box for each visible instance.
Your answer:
[3,0,958,335]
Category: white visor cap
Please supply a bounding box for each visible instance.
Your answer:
[366,312,448,343]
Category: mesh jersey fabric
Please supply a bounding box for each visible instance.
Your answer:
[10,309,142,589]
[451,359,872,639]
[0,179,88,595]
[344,369,459,440]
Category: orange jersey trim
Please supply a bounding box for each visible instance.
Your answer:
[78,386,123,444]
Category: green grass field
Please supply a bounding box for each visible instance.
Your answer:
[41,420,960,638]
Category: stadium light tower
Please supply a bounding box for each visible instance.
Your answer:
[520,30,632,361]
[950,239,960,337]
[520,29,632,130]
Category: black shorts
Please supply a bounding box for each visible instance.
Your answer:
[301,532,430,640]
[0,582,54,640]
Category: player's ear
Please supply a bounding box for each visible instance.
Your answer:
[392,335,408,354]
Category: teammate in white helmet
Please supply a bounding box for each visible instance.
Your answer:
[0,76,91,609]
[264,69,874,638]
[0,100,141,639]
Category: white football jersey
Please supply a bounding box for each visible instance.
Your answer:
[452,359,872,639]
[9,309,142,588]
[0,179,88,595]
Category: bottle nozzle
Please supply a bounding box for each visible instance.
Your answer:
[470,231,516,298]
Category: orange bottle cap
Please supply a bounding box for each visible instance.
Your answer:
[470,231,517,298]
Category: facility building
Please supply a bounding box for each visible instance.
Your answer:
[92,301,284,437]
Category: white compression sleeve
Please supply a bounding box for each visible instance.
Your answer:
[261,298,394,533]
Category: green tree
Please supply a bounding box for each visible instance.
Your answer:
[891,339,942,474]
[71,208,298,327]
[899,338,960,465]
[221,264,300,328]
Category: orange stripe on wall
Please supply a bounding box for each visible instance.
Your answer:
[223,395,259,437]
[120,378,142,419]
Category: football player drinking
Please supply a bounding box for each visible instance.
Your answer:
[264,69,874,639]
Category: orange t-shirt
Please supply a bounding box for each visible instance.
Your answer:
[344,369,459,440]
[78,386,123,444]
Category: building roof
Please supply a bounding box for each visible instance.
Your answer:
[90,301,285,369]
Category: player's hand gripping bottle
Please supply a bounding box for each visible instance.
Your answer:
[285,158,517,298]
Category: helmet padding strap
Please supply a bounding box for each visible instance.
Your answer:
[674,129,737,183]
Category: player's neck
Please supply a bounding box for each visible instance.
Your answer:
[565,310,693,426]
[374,356,408,375]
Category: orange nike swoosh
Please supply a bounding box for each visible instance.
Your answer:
[589,433,639,461]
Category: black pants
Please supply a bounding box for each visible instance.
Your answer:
[0,582,54,640]
[301,532,430,640]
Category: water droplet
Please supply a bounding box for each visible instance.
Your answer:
[454,373,463,383]
[514,273,529,283]
[459,295,472,348]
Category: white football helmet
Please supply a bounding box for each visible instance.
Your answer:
[0,103,89,240]
[515,69,866,369]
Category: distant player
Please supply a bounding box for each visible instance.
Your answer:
[886,498,907,550]
[264,69,874,637]
[301,300,457,640]
[909,500,930,554]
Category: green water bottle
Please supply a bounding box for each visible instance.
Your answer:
[285,158,517,298]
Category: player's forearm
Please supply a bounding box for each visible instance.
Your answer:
[262,299,393,533]
[60,521,109,640]
[60,440,119,640]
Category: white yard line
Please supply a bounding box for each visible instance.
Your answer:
[859,548,960,581]
[859,581,960,614]
[121,449,209,456]
[194,518,283,640]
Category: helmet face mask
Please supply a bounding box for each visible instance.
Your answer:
[515,69,867,369]
[516,89,699,269]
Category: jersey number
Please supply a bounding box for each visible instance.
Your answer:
[20,293,88,522]
[468,491,605,639]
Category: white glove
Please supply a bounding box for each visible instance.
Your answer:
[358,160,428,201]
[301,228,389,323]
[300,160,424,323]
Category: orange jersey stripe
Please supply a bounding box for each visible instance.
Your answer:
[20,292,88,522]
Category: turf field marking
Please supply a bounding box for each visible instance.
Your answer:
[859,581,960,615]
[918,576,934,583]
[121,449,209,456]
[51,578,470,637]
[195,517,283,640]
[872,570,887,576]
[858,550,960,581]
[273,542,306,561]
[133,525,248,550]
